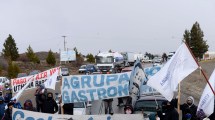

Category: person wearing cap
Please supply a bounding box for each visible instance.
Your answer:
[11,99,22,109]
[172,96,198,120]
[3,102,14,120]
[0,96,6,119]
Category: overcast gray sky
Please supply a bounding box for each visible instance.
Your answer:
[0,0,215,55]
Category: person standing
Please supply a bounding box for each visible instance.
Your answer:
[103,99,113,115]
[172,96,198,120]
[157,101,179,120]
[35,84,46,112]
[43,92,58,114]
[0,97,6,120]
[2,102,14,120]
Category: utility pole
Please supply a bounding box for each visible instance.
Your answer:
[62,36,66,51]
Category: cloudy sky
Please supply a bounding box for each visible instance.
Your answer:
[0,0,215,55]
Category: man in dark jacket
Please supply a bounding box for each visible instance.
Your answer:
[35,84,46,112]
[43,92,58,114]
[3,102,14,120]
[0,97,6,120]
[157,100,179,120]
[173,96,198,120]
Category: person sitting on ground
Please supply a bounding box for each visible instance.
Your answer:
[0,96,6,120]
[23,99,36,111]
[43,92,58,114]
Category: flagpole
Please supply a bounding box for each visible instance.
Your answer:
[177,83,181,114]
[184,41,215,95]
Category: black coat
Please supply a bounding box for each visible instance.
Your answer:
[43,99,58,114]
[3,108,12,120]
[180,103,198,120]
[157,107,179,120]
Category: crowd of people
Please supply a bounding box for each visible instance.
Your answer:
[1,83,215,120]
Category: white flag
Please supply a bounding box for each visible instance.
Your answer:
[147,43,198,101]
[197,69,215,117]
[44,68,59,90]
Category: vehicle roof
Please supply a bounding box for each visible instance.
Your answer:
[137,95,167,101]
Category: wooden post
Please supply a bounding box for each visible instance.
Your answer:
[177,83,181,114]
[184,41,215,95]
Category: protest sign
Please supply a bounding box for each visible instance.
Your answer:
[11,67,60,93]
[13,108,144,120]
[62,72,131,103]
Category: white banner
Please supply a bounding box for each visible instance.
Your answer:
[147,43,198,101]
[62,72,131,103]
[197,69,215,117]
[13,108,144,120]
[11,67,60,93]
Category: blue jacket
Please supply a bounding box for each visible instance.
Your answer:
[0,97,6,119]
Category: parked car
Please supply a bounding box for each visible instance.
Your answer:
[61,67,69,76]
[85,64,99,74]
[17,73,28,78]
[29,70,41,76]
[152,57,162,63]
[78,65,86,73]
[0,77,10,90]
[133,95,167,120]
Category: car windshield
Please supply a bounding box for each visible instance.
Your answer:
[80,65,86,69]
[86,65,94,69]
[134,100,164,112]
[74,102,85,108]
[96,56,114,64]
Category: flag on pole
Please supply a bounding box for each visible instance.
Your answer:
[147,43,198,101]
[197,69,215,117]
[44,68,60,90]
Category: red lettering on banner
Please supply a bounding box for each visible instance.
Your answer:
[50,68,57,75]
[12,78,27,86]
[35,72,48,80]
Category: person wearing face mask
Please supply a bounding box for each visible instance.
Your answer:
[157,101,179,120]
[0,96,6,120]
[43,92,58,114]
[172,96,198,120]
[124,105,133,114]
[23,99,36,111]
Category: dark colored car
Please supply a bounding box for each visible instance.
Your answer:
[133,95,167,119]
[85,64,99,74]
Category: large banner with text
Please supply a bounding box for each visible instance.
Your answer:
[11,67,60,93]
[62,72,131,103]
[13,108,144,120]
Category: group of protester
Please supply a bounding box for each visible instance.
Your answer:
[155,96,215,120]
